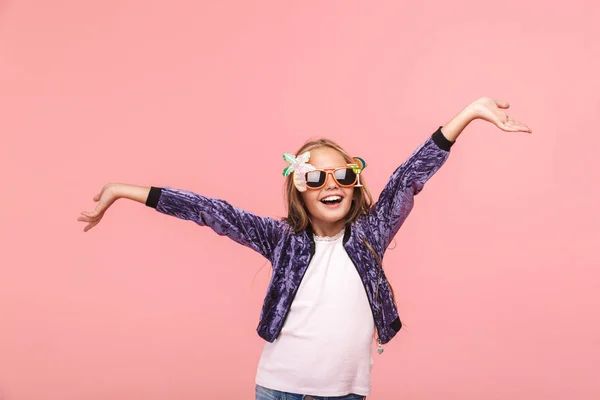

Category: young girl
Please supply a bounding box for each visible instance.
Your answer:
[78,97,531,400]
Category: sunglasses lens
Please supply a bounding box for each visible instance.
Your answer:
[334,168,357,186]
[306,170,326,188]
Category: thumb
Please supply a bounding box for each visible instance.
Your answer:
[93,193,101,202]
[495,99,510,109]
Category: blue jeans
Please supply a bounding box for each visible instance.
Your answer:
[255,385,366,400]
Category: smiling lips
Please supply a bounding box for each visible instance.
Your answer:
[320,195,343,206]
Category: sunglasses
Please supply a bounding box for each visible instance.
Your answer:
[305,167,363,190]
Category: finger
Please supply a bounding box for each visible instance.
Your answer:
[78,215,99,223]
[81,211,98,219]
[507,118,532,133]
[501,121,531,133]
[499,125,522,133]
[519,126,533,133]
[514,123,532,133]
[83,204,105,218]
[93,193,101,202]
[84,220,100,232]
[495,99,510,109]
[80,211,103,221]
[516,120,532,133]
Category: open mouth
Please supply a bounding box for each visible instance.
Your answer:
[320,195,343,205]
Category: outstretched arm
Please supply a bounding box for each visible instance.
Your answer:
[368,97,531,253]
[78,183,283,261]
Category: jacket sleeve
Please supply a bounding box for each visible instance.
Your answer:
[146,187,283,261]
[367,127,453,252]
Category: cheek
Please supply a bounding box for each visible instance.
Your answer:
[344,188,355,201]
[300,191,319,209]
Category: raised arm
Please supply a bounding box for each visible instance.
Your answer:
[367,127,452,252]
[78,183,283,261]
[367,97,531,253]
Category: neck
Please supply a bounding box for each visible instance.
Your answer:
[310,220,345,237]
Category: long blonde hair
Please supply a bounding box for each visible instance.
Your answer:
[283,138,374,232]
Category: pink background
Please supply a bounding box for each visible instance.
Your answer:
[1,1,599,399]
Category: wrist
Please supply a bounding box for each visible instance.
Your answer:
[107,183,126,199]
[105,183,152,204]
[441,106,477,142]
[463,104,480,121]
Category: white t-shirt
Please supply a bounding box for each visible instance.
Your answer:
[255,229,375,396]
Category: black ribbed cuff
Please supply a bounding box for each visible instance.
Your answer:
[431,126,454,151]
[145,186,162,208]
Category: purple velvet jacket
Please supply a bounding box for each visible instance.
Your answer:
[146,127,453,345]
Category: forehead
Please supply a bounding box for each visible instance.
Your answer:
[308,147,347,169]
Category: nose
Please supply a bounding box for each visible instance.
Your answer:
[324,171,338,189]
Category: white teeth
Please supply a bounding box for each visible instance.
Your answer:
[322,195,342,201]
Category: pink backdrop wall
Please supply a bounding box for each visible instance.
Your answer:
[1,1,599,399]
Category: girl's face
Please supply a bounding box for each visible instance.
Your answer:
[300,147,354,235]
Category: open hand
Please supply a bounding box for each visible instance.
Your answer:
[77,184,119,232]
[470,97,532,133]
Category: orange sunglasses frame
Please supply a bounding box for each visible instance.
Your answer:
[304,167,362,190]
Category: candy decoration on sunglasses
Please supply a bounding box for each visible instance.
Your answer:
[347,157,367,187]
[283,151,316,192]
